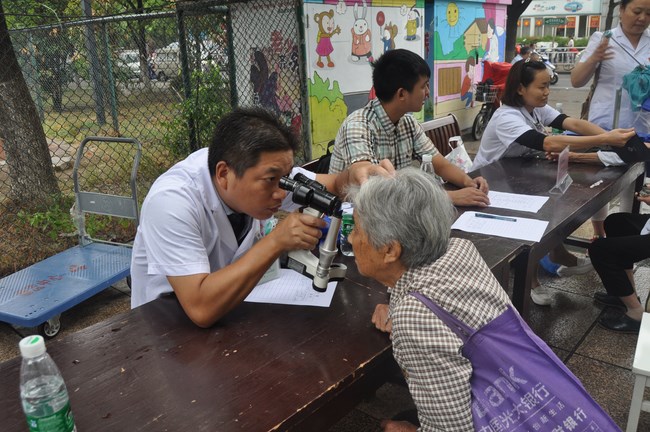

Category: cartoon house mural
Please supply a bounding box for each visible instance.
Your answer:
[431,0,511,130]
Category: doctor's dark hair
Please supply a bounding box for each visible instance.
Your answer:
[372,49,430,101]
[502,60,548,107]
[208,107,299,178]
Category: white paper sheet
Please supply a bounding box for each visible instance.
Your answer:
[244,269,337,307]
[452,211,549,242]
[487,190,549,213]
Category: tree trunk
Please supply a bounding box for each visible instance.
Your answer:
[506,0,533,62]
[0,1,60,205]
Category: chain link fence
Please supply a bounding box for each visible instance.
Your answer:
[0,0,306,276]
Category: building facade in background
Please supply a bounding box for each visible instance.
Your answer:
[517,0,617,39]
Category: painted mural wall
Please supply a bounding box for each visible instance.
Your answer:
[231,0,304,145]
[303,0,425,158]
[431,0,511,131]
[230,0,511,160]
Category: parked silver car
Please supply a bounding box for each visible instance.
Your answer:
[152,43,179,81]
[117,50,140,79]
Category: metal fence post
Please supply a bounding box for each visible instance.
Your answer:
[102,23,120,133]
[225,7,238,109]
[81,0,106,125]
[176,5,197,153]
[295,1,310,163]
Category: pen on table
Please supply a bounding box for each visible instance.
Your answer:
[589,180,604,189]
[474,212,517,222]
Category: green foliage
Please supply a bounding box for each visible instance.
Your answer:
[574,37,590,47]
[517,35,589,48]
[163,66,231,156]
[16,197,131,241]
[16,198,76,241]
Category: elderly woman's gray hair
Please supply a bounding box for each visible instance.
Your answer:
[349,168,456,268]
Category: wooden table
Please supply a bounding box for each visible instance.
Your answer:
[8,157,631,430]
[462,158,645,317]
[0,263,394,431]
[1,159,641,431]
[0,239,522,431]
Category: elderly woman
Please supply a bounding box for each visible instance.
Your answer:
[347,168,512,431]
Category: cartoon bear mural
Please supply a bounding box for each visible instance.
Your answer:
[314,9,341,68]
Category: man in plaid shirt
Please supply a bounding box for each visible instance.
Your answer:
[329,49,490,207]
[348,169,512,431]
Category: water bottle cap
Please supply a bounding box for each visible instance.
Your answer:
[19,335,46,358]
[422,154,433,163]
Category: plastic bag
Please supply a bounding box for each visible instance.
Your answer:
[445,136,473,173]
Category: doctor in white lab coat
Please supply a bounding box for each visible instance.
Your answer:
[131,107,393,327]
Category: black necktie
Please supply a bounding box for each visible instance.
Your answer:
[227,212,249,245]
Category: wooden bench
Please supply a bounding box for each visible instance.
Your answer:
[421,114,461,157]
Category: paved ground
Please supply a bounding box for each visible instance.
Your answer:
[2,73,650,430]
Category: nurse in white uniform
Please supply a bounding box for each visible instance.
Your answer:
[472,60,635,171]
[472,60,636,306]
[571,0,650,237]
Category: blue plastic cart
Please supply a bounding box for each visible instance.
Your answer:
[0,137,141,337]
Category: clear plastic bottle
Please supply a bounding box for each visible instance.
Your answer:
[420,154,443,183]
[19,335,76,432]
[339,212,355,256]
[552,102,564,135]
[420,153,434,173]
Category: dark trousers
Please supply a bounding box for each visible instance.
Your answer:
[588,213,650,297]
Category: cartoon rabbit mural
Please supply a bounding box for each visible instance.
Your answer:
[351,1,373,62]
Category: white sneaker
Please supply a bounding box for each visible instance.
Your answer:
[556,257,593,277]
[530,286,553,306]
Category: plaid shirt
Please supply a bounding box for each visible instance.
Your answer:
[328,99,438,174]
[390,238,511,431]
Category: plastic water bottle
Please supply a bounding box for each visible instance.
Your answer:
[339,207,354,256]
[420,154,443,183]
[552,103,564,135]
[19,335,76,432]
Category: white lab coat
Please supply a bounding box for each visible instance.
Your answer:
[130,148,313,308]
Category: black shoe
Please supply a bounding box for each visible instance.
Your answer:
[593,292,625,308]
[598,313,641,334]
